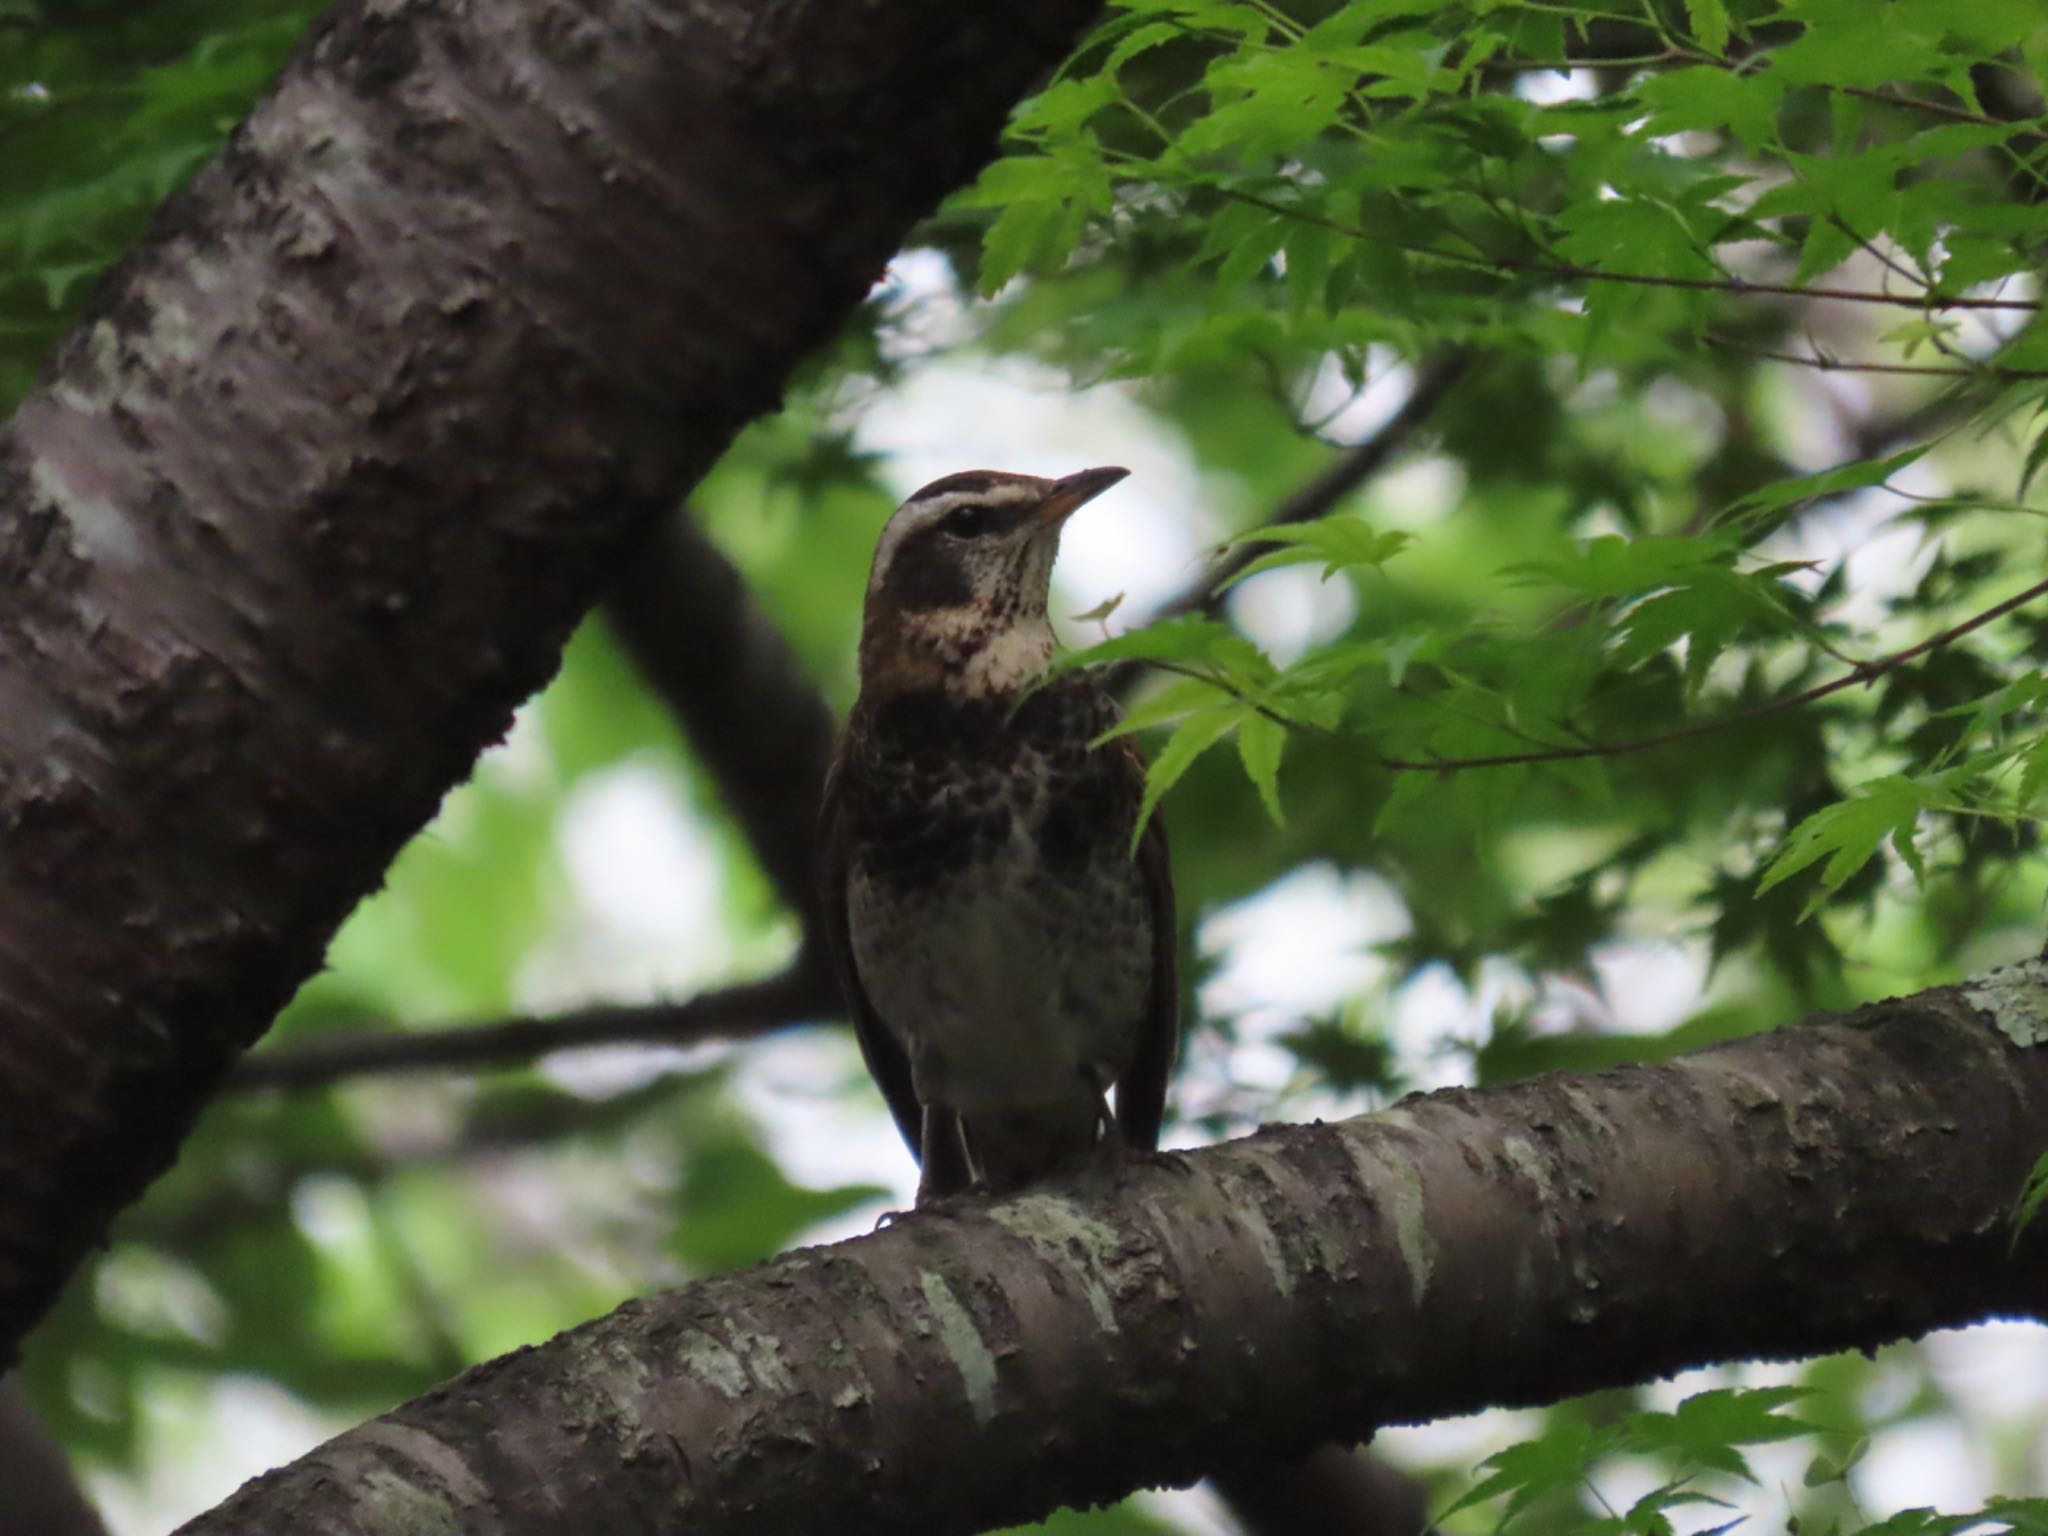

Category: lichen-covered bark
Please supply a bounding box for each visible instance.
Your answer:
[0,0,1101,1356]
[180,971,2048,1536]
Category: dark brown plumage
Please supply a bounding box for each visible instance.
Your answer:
[818,468,1178,1202]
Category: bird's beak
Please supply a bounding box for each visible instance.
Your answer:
[1033,465,1130,526]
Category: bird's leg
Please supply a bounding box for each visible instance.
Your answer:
[1091,1087,1117,1144]
[871,1105,977,1226]
[1090,1078,1193,1178]
[915,1102,978,1206]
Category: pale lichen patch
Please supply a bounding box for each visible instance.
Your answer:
[30,457,142,567]
[349,1467,462,1535]
[729,1326,795,1394]
[579,1336,657,1423]
[1230,1195,1294,1298]
[919,1272,1000,1426]
[1497,1132,1554,1195]
[1553,1080,1620,1145]
[352,1422,487,1505]
[1342,1134,1435,1307]
[1962,959,2048,1048]
[139,294,209,367]
[251,87,378,195]
[79,319,122,401]
[677,1329,750,1399]
[1500,1132,1600,1310]
[991,1193,1124,1333]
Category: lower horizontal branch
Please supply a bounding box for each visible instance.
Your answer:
[230,964,835,1091]
[183,965,2048,1536]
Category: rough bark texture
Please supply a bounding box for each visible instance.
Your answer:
[179,971,2048,1536]
[0,0,1101,1357]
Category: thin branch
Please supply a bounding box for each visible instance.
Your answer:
[1152,348,1474,626]
[1493,255,2039,314]
[1481,43,2016,129]
[1835,81,2011,130]
[1707,335,2048,381]
[1147,577,2048,776]
[1825,212,1931,293]
[230,964,837,1091]
[1221,189,2043,314]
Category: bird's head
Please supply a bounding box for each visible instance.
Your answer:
[857,466,1128,697]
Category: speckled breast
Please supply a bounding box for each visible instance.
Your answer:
[840,678,1155,1114]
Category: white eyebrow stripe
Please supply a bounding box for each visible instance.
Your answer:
[867,501,950,595]
[866,481,1045,595]
[903,476,1043,508]
[902,491,980,519]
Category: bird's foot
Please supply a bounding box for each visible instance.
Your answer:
[1109,1142,1196,1179]
[873,1191,982,1230]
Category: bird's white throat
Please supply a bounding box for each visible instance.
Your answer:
[880,608,1058,696]
[963,618,1058,694]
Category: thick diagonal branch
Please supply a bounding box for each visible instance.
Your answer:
[0,0,1105,1358]
[605,510,839,934]
[0,1379,105,1536]
[180,969,2048,1536]
[234,513,843,1094]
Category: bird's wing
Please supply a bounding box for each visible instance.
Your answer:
[1115,742,1179,1151]
[817,737,924,1159]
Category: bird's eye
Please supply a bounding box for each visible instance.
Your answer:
[938,502,1011,539]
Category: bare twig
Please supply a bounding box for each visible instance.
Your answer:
[1153,348,1474,626]
[1221,189,2042,314]
[1485,54,2010,129]
[1834,81,2013,130]
[1707,336,2048,381]
[1495,255,2037,314]
[232,964,835,1091]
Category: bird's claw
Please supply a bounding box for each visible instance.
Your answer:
[1117,1144,1195,1178]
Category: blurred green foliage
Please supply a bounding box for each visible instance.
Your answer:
[6,0,2048,1530]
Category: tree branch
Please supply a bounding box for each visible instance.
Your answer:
[1213,1447,1435,1536]
[228,515,848,1098]
[1706,335,2048,381]
[1151,348,1473,627]
[230,965,835,1091]
[179,966,2048,1535]
[0,0,1107,1359]
[604,510,839,935]
[1220,190,2041,314]
[0,1377,106,1536]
